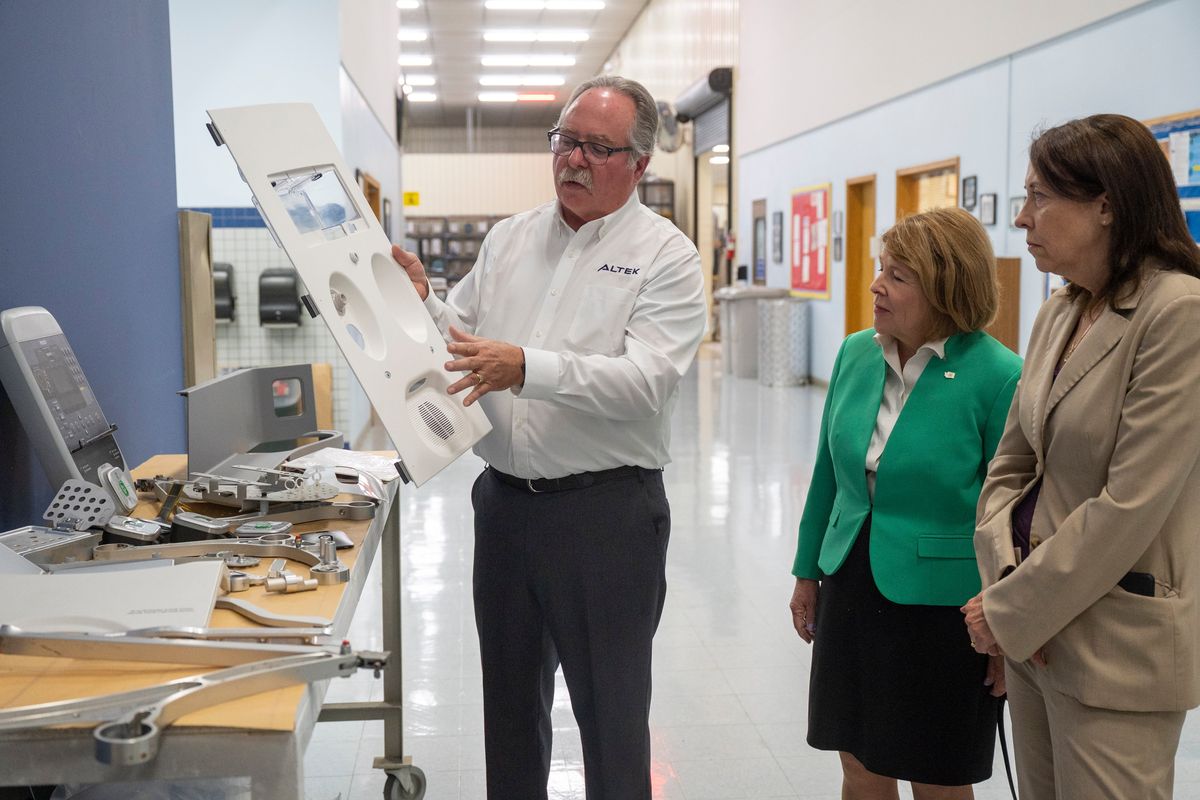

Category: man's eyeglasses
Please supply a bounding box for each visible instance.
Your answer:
[547,130,635,166]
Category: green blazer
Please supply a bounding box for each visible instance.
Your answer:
[793,329,1021,605]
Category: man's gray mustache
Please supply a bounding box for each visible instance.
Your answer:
[556,168,593,189]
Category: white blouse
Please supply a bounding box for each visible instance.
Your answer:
[865,333,949,499]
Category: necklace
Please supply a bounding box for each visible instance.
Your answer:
[1060,307,1100,366]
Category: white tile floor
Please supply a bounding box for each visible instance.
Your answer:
[310,346,1200,800]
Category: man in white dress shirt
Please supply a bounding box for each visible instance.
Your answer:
[390,75,706,799]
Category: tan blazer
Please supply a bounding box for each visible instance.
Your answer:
[976,268,1200,712]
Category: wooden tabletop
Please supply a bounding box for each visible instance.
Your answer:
[0,455,389,731]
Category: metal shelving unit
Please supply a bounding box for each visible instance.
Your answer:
[405,215,503,290]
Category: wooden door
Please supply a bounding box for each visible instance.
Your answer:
[986,257,1021,352]
[896,157,959,219]
[359,171,383,222]
[845,175,876,335]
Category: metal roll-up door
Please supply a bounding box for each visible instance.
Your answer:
[693,99,729,156]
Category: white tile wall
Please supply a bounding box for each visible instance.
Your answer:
[212,227,360,439]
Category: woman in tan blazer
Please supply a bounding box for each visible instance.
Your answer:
[963,114,1200,800]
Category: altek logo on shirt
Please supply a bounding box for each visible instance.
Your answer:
[597,263,640,276]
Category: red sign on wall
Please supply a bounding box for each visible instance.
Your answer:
[790,183,831,299]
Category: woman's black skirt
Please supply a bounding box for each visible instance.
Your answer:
[807,515,999,786]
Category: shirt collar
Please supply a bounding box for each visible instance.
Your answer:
[872,332,948,360]
[553,189,641,240]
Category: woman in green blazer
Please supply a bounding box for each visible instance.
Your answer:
[789,207,1021,798]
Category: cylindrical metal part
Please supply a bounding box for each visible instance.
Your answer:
[319,534,337,566]
[94,717,158,766]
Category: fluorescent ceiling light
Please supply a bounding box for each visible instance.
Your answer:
[478,91,558,103]
[486,0,605,9]
[481,54,575,67]
[408,92,438,102]
[712,144,730,153]
[484,29,589,42]
[396,0,420,8]
[403,74,437,86]
[709,155,730,165]
[397,54,433,66]
[479,74,565,86]
[397,29,427,42]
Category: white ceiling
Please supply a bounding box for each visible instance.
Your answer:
[398,0,651,127]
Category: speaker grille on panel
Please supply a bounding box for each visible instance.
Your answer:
[417,400,455,441]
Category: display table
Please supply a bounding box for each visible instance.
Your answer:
[0,454,414,798]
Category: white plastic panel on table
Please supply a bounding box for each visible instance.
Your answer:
[206,103,490,486]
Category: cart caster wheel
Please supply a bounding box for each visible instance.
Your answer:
[384,766,426,800]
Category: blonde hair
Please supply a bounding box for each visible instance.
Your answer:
[880,207,999,338]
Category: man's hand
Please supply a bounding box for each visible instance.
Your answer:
[789,578,819,644]
[444,326,525,407]
[391,244,429,301]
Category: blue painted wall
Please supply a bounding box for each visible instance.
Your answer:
[0,2,183,527]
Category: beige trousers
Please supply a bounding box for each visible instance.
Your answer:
[1005,658,1185,800]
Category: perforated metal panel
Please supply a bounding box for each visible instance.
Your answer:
[757,298,811,387]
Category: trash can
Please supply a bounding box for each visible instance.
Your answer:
[713,286,789,378]
[757,297,810,387]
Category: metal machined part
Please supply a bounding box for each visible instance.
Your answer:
[225,570,264,592]
[119,626,332,645]
[218,552,261,569]
[0,628,387,766]
[310,533,350,585]
[265,570,318,594]
[185,466,341,507]
[150,490,376,529]
[214,597,331,628]
[92,539,321,569]
[0,626,325,666]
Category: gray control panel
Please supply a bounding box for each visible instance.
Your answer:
[0,307,128,487]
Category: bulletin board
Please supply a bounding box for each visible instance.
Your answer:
[790,183,831,299]
[1145,109,1200,244]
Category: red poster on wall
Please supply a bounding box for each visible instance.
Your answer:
[791,183,831,299]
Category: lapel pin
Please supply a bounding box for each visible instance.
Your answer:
[944,371,956,379]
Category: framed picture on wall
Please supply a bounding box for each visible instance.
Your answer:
[771,211,784,263]
[979,193,997,226]
[1009,195,1025,228]
[961,176,978,210]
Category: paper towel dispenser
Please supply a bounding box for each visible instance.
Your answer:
[213,262,236,323]
[259,267,302,326]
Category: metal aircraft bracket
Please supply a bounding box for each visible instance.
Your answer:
[0,627,387,767]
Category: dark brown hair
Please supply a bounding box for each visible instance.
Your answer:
[1029,114,1200,303]
[880,207,999,338]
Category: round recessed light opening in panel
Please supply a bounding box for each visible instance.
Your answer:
[328,271,387,361]
[371,251,431,343]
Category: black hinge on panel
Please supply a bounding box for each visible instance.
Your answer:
[206,122,225,147]
[300,294,321,319]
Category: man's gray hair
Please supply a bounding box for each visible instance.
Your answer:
[556,75,659,166]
